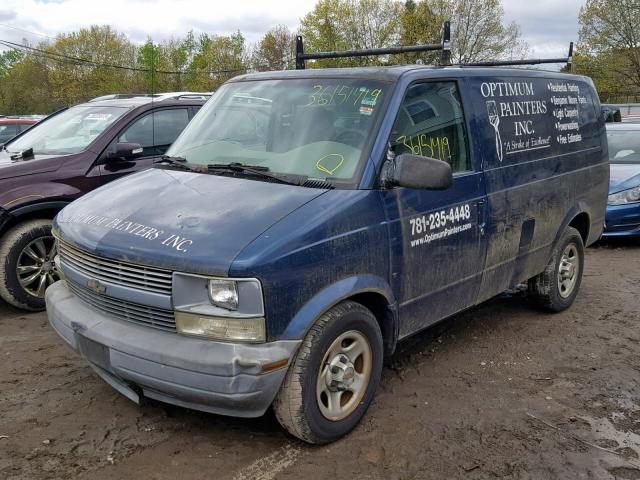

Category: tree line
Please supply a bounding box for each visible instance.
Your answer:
[576,0,640,103]
[2,0,638,114]
[0,0,527,114]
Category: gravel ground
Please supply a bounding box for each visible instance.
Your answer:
[1,239,639,480]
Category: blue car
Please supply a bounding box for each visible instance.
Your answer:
[604,123,640,237]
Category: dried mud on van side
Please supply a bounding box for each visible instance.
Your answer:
[2,242,639,480]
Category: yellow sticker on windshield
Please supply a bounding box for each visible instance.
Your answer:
[316,153,344,175]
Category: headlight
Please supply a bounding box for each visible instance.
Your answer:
[208,279,238,310]
[172,273,265,342]
[175,312,266,342]
[608,186,640,205]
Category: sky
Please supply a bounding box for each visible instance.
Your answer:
[0,0,583,58]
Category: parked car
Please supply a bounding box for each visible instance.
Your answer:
[604,103,640,123]
[46,64,608,444]
[603,123,640,237]
[601,104,622,123]
[0,93,207,310]
[89,92,213,102]
[0,116,43,145]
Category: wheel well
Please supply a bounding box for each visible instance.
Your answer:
[569,212,590,244]
[1,208,59,237]
[349,291,397,357]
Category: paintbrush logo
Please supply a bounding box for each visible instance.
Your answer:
[486,101,503,162]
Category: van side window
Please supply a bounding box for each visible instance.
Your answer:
[390,82,471,172]
[118,108,189,156]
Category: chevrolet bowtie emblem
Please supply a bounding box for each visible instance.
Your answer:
[87,279,106,295]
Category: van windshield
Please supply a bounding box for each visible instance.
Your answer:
[167,79,388,183]
[6,105,128,155]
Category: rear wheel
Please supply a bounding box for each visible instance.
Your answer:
[528,226,584,312]
[273,301,383,444]
[0,219,59,311]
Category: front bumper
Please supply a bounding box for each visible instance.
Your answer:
[46,281,300,418]
[603,202,640,237]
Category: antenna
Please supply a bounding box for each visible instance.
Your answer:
[151,42,155,150]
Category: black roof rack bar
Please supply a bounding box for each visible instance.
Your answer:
[459,42,574,71]
[295,21,451,69]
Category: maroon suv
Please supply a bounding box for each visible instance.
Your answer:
[0,94,207,310]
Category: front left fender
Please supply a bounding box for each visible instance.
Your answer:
[280,274,397,343]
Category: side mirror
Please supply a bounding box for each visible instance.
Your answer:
[108,142,143,161]
[383,153,453,190]
[602,107,622,123]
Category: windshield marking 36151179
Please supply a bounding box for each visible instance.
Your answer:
[165,79,388,185]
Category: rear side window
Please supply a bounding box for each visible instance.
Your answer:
[118,108,189,156]
[390,81,471,173]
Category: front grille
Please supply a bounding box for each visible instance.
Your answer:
[58,240,173,295]
[68,280,176,332]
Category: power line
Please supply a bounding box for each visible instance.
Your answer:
[0,23,57,41]
[0,41,91,70]
[0,40,146,71]
[0,38,245,76]
[0,39,244,75]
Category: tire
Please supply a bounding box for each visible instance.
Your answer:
[0,219,58,311]
[273,301,383,444]
[528,226,585,312]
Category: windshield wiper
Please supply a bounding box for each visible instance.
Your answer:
[154,158,319,187]
[206,163,307,186]
[154,155,187,165]
[153,155,204,173]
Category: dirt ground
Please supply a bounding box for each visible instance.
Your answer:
[1,239,639,480]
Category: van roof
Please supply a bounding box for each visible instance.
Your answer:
[231,65,590,83]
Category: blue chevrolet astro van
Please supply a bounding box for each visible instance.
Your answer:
[46,65,609,444]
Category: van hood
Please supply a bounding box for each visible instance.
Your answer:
[609,163,640,194]
[0,148,64,179]
[54,168,328,276]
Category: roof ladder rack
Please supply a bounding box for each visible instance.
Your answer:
[458,42,574,71]
[295,21,452,70]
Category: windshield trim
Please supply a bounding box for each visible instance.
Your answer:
[168,77,394,189]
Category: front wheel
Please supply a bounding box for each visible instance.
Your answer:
[0,219,59,311]
[528,226,585,312]
[273,301,383,444]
